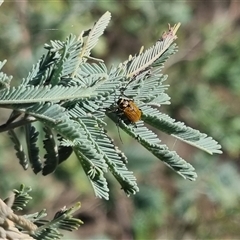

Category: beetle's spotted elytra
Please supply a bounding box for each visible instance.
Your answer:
[116,97,142,125]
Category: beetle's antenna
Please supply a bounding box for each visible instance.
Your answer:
[117,121,123,144]
[112,89,123,144]
[171,139,178,150]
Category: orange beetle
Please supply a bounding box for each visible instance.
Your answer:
[117,98,142,125]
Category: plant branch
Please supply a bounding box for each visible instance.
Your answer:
[0,115,36,133]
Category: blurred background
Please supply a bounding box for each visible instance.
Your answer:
[0,0,240,239]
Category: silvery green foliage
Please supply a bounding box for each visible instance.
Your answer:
[1,185,82,240]
[0,12,221,200]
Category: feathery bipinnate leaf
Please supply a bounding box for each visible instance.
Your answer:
[42,133,73,174]
[25,124,42,174]
[0,85,96,104]
[42,127,59,175]
[0,60,12,89]
[1,185,82,240]
[81,115,139,196]
[33,203,83,240]
[0,13,222,200]
[71,11,111,77]
[141,105,222,155]
[125,23,181,78]
[8,130,28,170]
[11,184,32,211]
